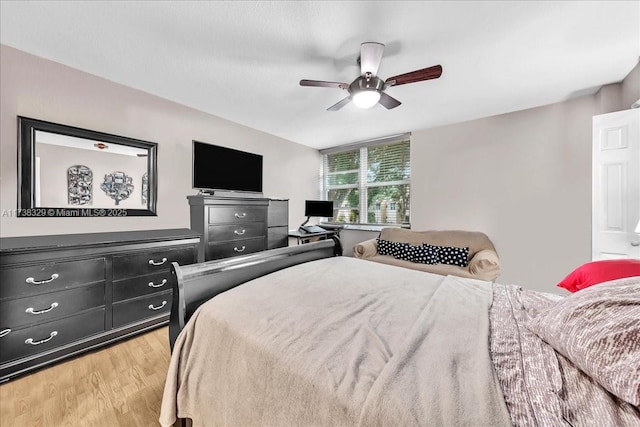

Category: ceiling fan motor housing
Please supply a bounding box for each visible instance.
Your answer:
[348,74,385,95]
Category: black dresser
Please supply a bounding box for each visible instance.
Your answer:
[188,196,288,262]
[267,199,289,249]
[0,228,199,382]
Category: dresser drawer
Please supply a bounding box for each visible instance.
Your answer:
[112,291,171,328]
[0,283,104,330]
[267,226,288,249]
[113,272,171,302]
[208,206,266,224]
[206,237,266,260]
[0,308,105,364]
[267,200,288,227]
[112,246,196,280]
[0,258,105,301]
[207,222,265,242]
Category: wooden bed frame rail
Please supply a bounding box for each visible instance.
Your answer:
[168,237,342,349]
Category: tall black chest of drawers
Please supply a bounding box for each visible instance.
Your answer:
[189,196,288,262]
[0,228,199,382]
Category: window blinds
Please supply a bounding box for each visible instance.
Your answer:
[321,134,410,225]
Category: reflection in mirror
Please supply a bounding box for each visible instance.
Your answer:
[36,130,148,209]
[19,117,157,217]
[67,164,93,205]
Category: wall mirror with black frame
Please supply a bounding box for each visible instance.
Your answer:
[18,117,158,217]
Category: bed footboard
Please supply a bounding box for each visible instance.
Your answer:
[168,237,341,349]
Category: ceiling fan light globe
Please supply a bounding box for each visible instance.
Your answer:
[352,91,380,109]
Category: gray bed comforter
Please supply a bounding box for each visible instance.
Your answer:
[160,257,639,427]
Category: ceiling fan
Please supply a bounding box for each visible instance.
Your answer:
[300,42,442,111]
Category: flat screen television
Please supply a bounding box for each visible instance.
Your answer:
[305,200,334,218]
[193,141,263,194]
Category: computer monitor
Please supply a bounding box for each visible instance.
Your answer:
[299,200,334,232]
[304,200,334,218]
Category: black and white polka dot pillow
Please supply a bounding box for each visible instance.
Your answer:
[430,244,469,267]
[413,244,439,264]
[377,239,418,261]
[377,238,398,256]
[393,242,417,261]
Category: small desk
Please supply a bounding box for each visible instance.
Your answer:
[288,229,338,245]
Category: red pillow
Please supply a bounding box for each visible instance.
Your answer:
[557,259,640,292]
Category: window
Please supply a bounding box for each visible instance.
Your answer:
[321,134,410,225]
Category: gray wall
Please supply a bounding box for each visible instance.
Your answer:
[622,62,640,110]
[0,45,321,237]
[410,62,639,293]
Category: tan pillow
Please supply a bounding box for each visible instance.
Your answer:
[526,276,640,406]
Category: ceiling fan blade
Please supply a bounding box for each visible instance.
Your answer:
[385,64,442,87]
[378,92,402,109]
[327,96,351,111]
[360,42,385,76]
[300,79,349,89]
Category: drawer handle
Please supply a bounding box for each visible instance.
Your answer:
[0,328,11,338]
[25,331,58,346]
[26,302,59,315]
[148,257,168,266]
[234,229,246,236]
[234,212,247,218]
[148,301,167,311]
[148,278,168,288]
[25,273,59,285]
[233,246,246,253]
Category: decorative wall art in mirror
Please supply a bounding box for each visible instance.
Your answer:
[142,172,149,205]
[18,116,158,217]
[101,171,134,205]
[67,165,93,205]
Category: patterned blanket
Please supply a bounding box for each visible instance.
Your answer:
[490,283,640,426]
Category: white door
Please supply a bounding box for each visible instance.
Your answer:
[592,109,640,260]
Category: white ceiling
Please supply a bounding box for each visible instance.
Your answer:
[1,1,639,150]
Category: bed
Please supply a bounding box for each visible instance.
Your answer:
[160,239,640,427]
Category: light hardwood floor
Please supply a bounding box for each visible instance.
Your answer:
[0,326,171,427]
